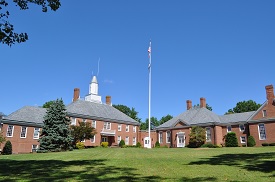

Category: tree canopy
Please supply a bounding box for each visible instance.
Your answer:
[193,104,213,111]
[159,114,173,125]
[71,121,96,146]
[39,99,72,152]
[42,100,55,108]
[225,100,261,114]
[0,0,61,46]
[188,126,206,148]
[113,104,141,122]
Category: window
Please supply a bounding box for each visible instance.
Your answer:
[6,125,14,137]
[240,136,246,144]
[91,135,95,143]
[103,122,111,130]
[71,117,76,125]
[258,123,266,140]
[91,120,96,128]
[133,137,136,145]
[32,145,38,152]
[117,136,121,144]
[33,128,40,139]
[166,131,171,143]
[227,126,232,132]
[133,126,136,133]
[102,137,108,142]
[263,110,267,117]
[125,136,129,145]
[159,132,163,143]
[118,124,122,131]
[126,125,129,132]
[20,126,27,138]
[205,127,211,142]
[239,124,245,132]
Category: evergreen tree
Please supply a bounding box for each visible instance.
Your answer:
[2,140,12,155]
[225,132,238,147]
[247,136,256,147]
[39,99,72,152]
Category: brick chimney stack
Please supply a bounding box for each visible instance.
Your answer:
[106,96,112,106]
[265,85,274,105]
[73,88,80,102]
[187,100,192,110]
[200,97,206,108]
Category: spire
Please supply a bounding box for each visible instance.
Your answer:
[85,75,102,103]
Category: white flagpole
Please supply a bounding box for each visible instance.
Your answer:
[148,41,152,148]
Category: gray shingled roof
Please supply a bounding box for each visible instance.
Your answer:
[156,107,256,130]
[4,106,46,125]
[66,100,140,125]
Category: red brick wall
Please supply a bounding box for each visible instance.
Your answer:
[138,130,157,148]
[249,121,275,146]
[221,124,248,146]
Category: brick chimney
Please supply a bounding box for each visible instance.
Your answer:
[73,88,80,102]
[106,96,112,106]
[186,100,192,110]
[265,85,274,105]
[200,97,206,108]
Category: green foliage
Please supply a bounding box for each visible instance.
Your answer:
[189,126,206,148]
[262,143,269,146]
[39,99,72,152]
[2,140,12,155]
[70,121,96,146]
[113,104,141,122]
[159,114,173,125]
[269,143,275,146]
[0,131,6,144]
[225,132,238,147]
[247,136,256,147]
[225,100,261,114]
[193,104,213,111]
[201,143,215,148]
[119,140,125,147]
[136,142,141,148]
[42,100,55,108]
[76,142,85,149]
[155,141,160,148]
[0,0,61,46]
[101,142,108,148]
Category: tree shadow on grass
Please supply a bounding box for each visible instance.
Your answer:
[0,159,163,182]
[188,152,275,176]
[181,177,217,181]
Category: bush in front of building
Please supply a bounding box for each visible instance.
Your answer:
[101,142,108,148]
[269,143,275,146]
[119,140,125,148]
[136,142,142,148]
[76,142,85,149]
[155,141,160,148]
[2,140,12,155]
[247,136,256,147]
[262,143,269,146]
[225,132,238,147]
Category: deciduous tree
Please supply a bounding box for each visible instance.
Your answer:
[159,114,173,125]
[225,100,261,114]
[188,126,206,148]
[70,121,96,146]
[113,104,141,122]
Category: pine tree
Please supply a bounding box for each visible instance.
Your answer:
[39,99,72,152]
[3,140,12,155]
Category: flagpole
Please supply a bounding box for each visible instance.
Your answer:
[148,41,152,149]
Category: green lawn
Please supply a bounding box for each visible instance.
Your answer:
[0,147,275,182]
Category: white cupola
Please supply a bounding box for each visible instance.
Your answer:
[85,76,102,103]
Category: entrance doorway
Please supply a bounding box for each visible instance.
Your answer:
[144,137,150,148]
[177,132,185,148]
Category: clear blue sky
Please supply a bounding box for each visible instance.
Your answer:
[1,1,275,121]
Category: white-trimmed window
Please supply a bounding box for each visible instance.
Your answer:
[227,126,232,132]
[258,123,266,140]
[20,126,27,138]
[32,145,38,152]
[118,124,122,131]
[159,131,163,143]
[6,125,14,137]
[133,137,136,145]
[92,120,96,128]
[103,122,111,130]
[126,125,129,132]
[91,135,95,143]
[166,131,171,143]
[33,128,40,139]
[240,136,246,144]
[239,124,245,132]
[262,110,267,117]
[125,136,129,145]
[133,126,136,133]
[117,136,121,144]
[71,117,76,126]
[206,127,211,142]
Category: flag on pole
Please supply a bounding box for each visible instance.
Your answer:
[148,41,151,69]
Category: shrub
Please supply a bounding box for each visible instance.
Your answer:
[242,144,247,147]
[155,141,160,148]
[201,143,215,148]
[2,140,12,155]
[269,143,275,146]
[136,142,141,148]
[262,143,269,146]
[247,136,256,147]
[101,142,108,148]
[225,132,238,147]
[76,142,85,149]
[119,140,125,148]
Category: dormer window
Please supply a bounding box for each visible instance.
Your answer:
[262,110,267,117]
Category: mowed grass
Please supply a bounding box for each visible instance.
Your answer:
[0,147,275,182]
